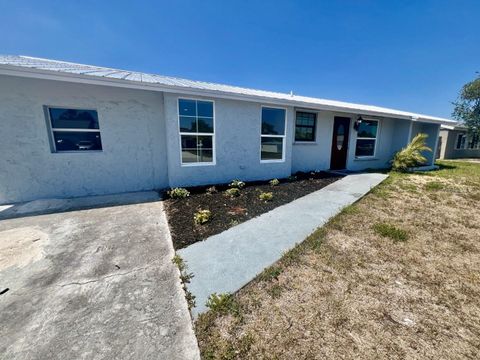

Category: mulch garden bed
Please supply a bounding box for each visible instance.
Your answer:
[164,171,342,249]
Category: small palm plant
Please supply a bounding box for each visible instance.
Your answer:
[391,133,432,171]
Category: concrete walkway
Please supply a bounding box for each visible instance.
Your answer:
[0,192,200,360]
[178,173,388,315]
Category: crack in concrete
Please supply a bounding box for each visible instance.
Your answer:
[8,261,164,296]
[58,261,161,288]
[59,268,145,287]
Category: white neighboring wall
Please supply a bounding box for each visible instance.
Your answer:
[0,75,169,204]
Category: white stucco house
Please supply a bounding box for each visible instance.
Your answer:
[0,55,456,204]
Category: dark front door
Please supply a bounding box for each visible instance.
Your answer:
[330,116,350,170]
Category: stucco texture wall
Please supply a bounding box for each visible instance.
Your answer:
[293,113,418,173]
[0,75,168,204]
[291,111,334,172]
[163,93,294,187]
[346,116,402,171]
[410,122,440,165]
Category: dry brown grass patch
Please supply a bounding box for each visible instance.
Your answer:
[196,162,480,359]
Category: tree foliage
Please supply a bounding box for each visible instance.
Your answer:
[391,133,431,171]
[452,74,480,135]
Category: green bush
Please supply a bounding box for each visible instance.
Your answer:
[205,292,239,316]
[373,222,408,242]
[269,178,280,186]
[229,179,246,189]
[225,187,241,198]
[259,191,273,201]
[168,187,190,199]
[391,133,432,171]
[194,209,212,225]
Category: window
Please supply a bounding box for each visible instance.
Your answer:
[456,133,467,149]
[295,111,316,142]
[355,119,378,157]
[261,107,286,161]
[456,133,480,150]
[47,107,102,152]
[468,133,480,149]
[178,99,214,164]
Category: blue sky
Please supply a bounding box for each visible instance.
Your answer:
[1,0,478,118]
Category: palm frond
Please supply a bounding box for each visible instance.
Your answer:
[391,133,432,171]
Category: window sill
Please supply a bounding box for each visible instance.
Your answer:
[260,159,285,164]
[181,162,216,167]
[293,141,317,145]
[52,150,104,154]
[354,157,378,161]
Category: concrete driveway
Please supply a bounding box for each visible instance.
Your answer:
[0,192,199,360]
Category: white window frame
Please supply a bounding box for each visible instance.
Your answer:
[355,118,380,159]
[260,106,287,163]
[455,133,467,150]
[45,105,103,153]
[177,97,216,166]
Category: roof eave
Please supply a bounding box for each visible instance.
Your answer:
[0,64,456,125]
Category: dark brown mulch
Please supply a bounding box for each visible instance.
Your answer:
[164,172,342,249]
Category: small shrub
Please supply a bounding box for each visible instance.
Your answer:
[205,293,239,316]
[229,179,245,189]
[373,223,408,242]
[225,188,241,198]
[425,181,444,191]
[168,187,190,199]
[259,191,273,201]
[391,133,432,171]
[229,219,240,227]
[194,209,212,225]
[269,178,280,186]
[287,175,297,182]
[205,186,217,194]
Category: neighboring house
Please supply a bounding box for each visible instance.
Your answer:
[0,55,456,204]
[437,124,480,160]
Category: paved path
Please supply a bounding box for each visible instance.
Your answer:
[0,192,200,360]
[178,173,388,315]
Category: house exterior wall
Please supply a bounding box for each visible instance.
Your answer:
[347,116,396,171]
[291,110,334,172]
[0,74,447,204]
[293,113,415,172]
[0,75,169,204]
[410,122,440,165]
[439,129,480,159]
[163,93,294,187]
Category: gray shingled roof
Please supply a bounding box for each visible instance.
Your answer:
[0,55,454,124]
